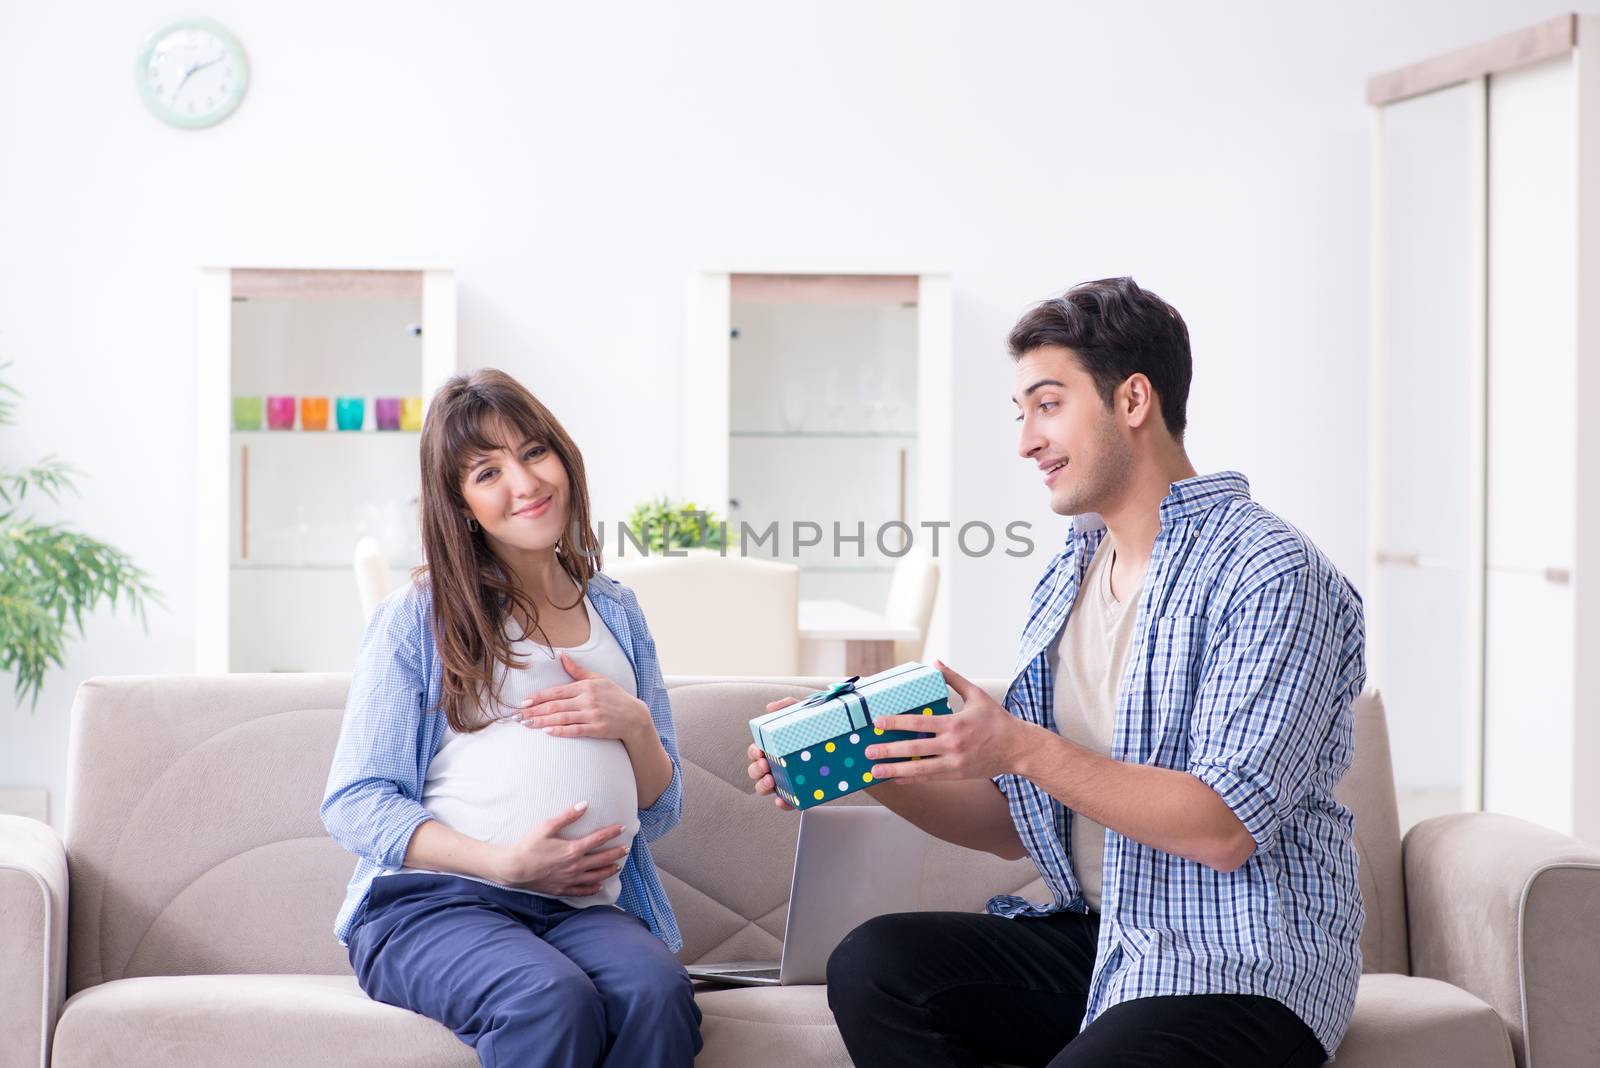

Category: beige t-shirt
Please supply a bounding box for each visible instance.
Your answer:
[1051,535,1142,912]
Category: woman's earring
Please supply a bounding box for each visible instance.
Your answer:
[467,517,479,533]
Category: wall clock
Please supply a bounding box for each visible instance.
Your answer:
[136,19,249,129]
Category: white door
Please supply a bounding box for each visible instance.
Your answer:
[1371,79,1486,820]
[1480,55,1580,834]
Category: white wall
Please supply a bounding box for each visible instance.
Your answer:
[1,0,1589,824]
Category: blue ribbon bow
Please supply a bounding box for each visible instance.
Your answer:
[797,676,861,710]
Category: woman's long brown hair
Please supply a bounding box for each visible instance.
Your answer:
[411,369,602,732]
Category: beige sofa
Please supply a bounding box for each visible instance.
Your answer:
[3,674,1599,1067]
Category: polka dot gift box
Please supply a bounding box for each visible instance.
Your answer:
[749,662,951,810]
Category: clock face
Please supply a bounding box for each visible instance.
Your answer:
[136,19,249,129]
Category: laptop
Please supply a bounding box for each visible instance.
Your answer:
[685,804,929,986]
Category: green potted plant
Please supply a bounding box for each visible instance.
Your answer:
[622,497,733,555]
[0,362,161,709]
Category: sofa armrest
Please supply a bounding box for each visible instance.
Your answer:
[0,815,67,1068]
[1405,812,1600,1068]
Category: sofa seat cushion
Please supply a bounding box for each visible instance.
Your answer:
[692,982,851,1068]
[1337,974,1514,1067]
[53,973,855,1068]
[48,971,1515,1068]
[51,974,476,1068]
[694,978,1516,1068]
[690,975,1518,1068]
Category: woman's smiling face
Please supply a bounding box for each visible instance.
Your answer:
[459,416,571,554]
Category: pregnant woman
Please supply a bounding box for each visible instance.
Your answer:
[321,368,700,1068]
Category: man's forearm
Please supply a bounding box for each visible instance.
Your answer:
[869,777,1027,860]
[1012,727,1253,871]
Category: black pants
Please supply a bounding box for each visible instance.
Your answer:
[826,911,1328,1068]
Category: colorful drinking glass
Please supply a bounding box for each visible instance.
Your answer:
[375,397,401,431]
[266,395,296,430]
[335,397,365,431]
[400,396,423,432]
[232,396,263,430]
[300,396,329,431]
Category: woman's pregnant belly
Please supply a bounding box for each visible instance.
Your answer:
[418,718,641,908]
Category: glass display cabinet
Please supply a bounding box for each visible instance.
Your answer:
[727,274,920,608]
[195,267,456,672]
[683,270,952,654]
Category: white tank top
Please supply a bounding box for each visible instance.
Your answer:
[401,594,642,908]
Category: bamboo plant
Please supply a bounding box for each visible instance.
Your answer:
[0,362,161,709]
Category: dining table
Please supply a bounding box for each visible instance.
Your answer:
[797,599,921,677]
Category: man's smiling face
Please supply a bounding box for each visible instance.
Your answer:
[1013,344,1133,518]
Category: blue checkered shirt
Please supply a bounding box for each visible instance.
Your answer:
[989,471,1366,1056]
[321,571,685,950]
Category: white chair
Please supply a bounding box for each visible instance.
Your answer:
[353,536,392,621]
[885,553,939,663]
[604,554,799,676]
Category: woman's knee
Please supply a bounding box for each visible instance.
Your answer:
[537,970,606,1017]
[595,960,703,1064]
[490,971,607,1051]
[609,953,699,1024]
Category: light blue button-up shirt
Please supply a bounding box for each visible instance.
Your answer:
[321,571,685,950]
[989,471,1366,1056]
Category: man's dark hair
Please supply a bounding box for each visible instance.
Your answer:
[1007,277,1192,440]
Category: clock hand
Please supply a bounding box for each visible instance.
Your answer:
[173,53,225,97]
[173,62,199,97]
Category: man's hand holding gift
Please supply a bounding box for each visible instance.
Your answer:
[746,660,1044,806]
[864,660,1037,782]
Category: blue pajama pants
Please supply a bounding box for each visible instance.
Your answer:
[348,873,703,1068]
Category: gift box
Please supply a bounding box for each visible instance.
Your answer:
[750,662,951,810]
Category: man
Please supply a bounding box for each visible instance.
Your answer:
[747,277,1365,1067]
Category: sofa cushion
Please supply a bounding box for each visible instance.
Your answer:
[690,974,1517,1068]
[693,983,851,1068]
[52,975,854,1068]
[63,675,355,994]
[51,974,475,1068]
[1335,973,1513,1068]
[50,970,1513,1068]
[1333,690,1410,975]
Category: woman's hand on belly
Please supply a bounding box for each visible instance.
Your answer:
[517,653,653,746]
[519,653,675,809]
[492,801,630,898]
